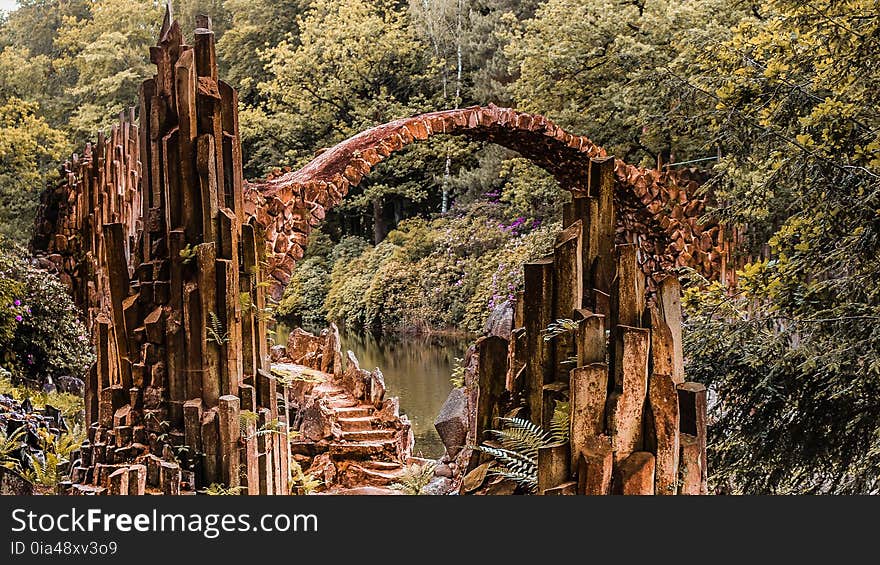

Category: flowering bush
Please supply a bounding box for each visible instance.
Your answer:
[0,242,93,386]
[316,204,559,333]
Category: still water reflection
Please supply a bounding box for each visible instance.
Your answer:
[340,331,469,459]
[275,325,470,458]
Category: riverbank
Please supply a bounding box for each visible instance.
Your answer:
[276,323,469,458]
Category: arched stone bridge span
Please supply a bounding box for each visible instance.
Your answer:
[245,105,726,299]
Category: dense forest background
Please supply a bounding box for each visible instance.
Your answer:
[0,0,879,494]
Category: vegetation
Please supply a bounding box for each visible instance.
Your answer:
[25,425,86,491]
[477,404,569,493]
[390,460,437,495]
[0,0,878,493]
[0,243,92,388]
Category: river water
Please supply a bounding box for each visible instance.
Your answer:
[276,326,470,458]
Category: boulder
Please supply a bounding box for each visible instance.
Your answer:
[342,351,369,400]
[56,376,85,396]
[483,300,515,340]
[321,323,342,375]
[299,397,334,442]
[269,345,287,362]
[422,476,453,495]
[433,463,453,478]
[375,397,400,425]
[434,388,468,458]
[286,328,324,368]
[307,452,337,488]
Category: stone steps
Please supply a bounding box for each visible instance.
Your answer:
[337,416,375,432]
[328,439,399,462]
[340,463,405,488]
[328,398,359,409]
[334,406,373,418]
[358,460,402,471]
[338,429,395,442]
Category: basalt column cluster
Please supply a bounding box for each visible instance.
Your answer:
[459,157,708,495]
[48,13,289,495]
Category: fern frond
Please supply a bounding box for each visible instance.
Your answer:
[390,461,436,495]
[477,444,538,469]
[207,312,229,345]
[550,401,571,443]
[488,467,538,493]
[488,426,546,459]
[495,417,552,445]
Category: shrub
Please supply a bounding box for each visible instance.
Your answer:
[0,242,93,386]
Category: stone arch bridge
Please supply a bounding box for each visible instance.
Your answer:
[26,11,716,495]
[245,105,727,300]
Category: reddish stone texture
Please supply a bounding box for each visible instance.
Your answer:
[244,105,729,296]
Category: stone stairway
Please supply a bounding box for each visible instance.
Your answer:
[288,371,414,494]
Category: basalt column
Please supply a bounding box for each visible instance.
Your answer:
[61,11,287,495]
[468,157,709,495]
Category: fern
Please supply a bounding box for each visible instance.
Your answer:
[239,410,259,437]
[449,357,466,388]
[390,461,436,495]
[246,418,298,442]
[207,312,229,345]
[179,244,197,265]
[23,426,85,488]
[550,401,571,443]
[289,460,322,495]
[0,426,27,471]
[476,415,568,494]
[487,423,548,459]
[542,318,579,341]
[203,483,247,495]
[240,292,254,313]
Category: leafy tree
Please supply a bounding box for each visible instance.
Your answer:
[256,0,450,241]
[216,0,306,105]
[505,0,744,166]
[682,0,880,493]
[0,98,70,243]
[54,0,162,137]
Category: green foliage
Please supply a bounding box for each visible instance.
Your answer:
[676,1,880,494]
[289,459,321,495]
[0,243,93,386]
[238,409,259,438]
[207,312,229,345]
[0,426,26,471]
[203,483,247,495]
[478,417,552,493]
[179,244,197,265]
[25,425,85,489]
[505,0,744,166]
[0,98,70,243]
[549,400,570,443]
[390,460,437,495]
[275,256,330,330]
[320,206,559,333]
[542,319,579,342]
[449,357,465,388]
[0,373,85,421]
[217,0,305,104]
[53,0,163,137]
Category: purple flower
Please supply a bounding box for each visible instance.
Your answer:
[15,315,22,322]
[13,299,20,307]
